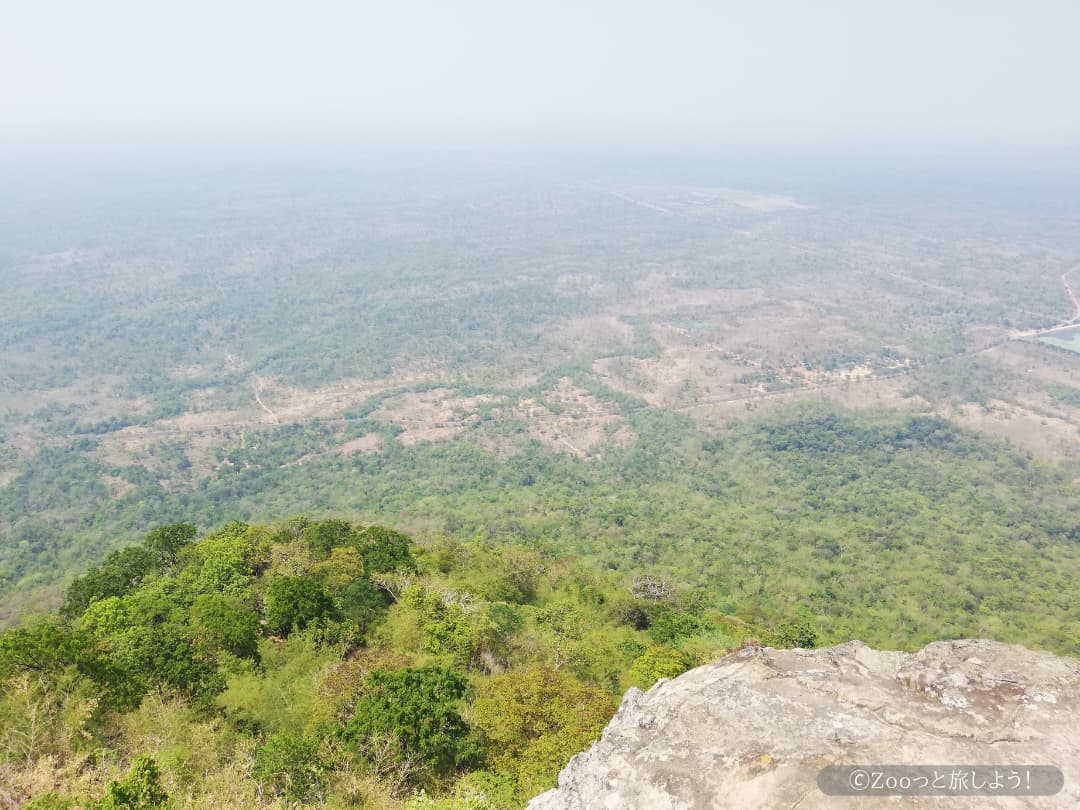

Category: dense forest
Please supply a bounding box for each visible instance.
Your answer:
[5,407,1080,656]
[4,161,1080,807]
[6,166,1080,622]
[4,408,1080,806]
[1,518,769,808]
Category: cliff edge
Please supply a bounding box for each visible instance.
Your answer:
[528,639,1079,809]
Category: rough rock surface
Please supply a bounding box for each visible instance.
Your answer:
[528,640,1079,809]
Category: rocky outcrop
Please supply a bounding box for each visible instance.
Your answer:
[529,640,1079,809]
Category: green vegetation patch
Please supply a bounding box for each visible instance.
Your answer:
[0,518,751,807]
[1036,327,1080,354]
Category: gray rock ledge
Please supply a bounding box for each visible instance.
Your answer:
[528,639,1079,809]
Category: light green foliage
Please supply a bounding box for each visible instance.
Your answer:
[446,545,543,605]
[12,405,1080,658]
[473,602,524,666]
[76,596,132,638]
[410,593,520,673]
[400,586,482,669]
[24,794,77,810]
[407,784,501,810]
[447,772,519,808]
[3,502,1076,806]
[253,732,328,803]
[533,602,584,671]
[61,547,157,619]
[185,523,269,593]
[628,646,696,689]
[114,695,238,803]
[94,756,171,809]
[312,546,366,594]
[60,524,195,619]
[646,608,709,646]
[220,632,336,734]
[123,576,188,627]
[0,670,99,766]
[472,668,614,799]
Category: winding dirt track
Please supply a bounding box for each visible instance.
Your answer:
[1012,269,1080,338]
[251,374,280,424]
[1062,273,1080,321]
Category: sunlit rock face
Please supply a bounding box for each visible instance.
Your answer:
[529,640,1080,809]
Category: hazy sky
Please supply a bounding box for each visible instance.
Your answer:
[2,0,1078,151]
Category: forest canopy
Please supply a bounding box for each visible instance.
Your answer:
[4,471,1079,808]
[0,518,764,808]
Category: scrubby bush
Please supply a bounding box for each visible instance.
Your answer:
[95,756,171,809]
[253,732,328,803]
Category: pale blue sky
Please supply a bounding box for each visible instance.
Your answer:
[2,0,1078,150]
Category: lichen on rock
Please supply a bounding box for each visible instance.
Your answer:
[528,639,1080,809]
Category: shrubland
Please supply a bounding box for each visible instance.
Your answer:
[0,518,761,808]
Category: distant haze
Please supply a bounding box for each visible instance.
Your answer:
[2,0,1079,153]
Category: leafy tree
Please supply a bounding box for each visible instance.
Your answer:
[628,646,695,689]
[62,524,196,618]
[473,602,524,665]
[183,521,267,593]
[463,546,544,604]
[252,732,327,803]
[189,593,260,659]
[647,608,708,645]
[340,576,392,630]
[109,624,224,710]
[123,576,188,627]
[495,548,543,603]
[94,756,171,809]
[77,596,133,638]
[401,586,481,668]
[302,518,356,560]
[263,575,339,637]
[0,621,146,712]
[62,546,158,618]
[472,668,613,798]
[311,545,366,594]
[534,602,584,670]
[141,523,197,565]
[355,526,417,573]
[776,620,818,649]
[343,667,481,778]
[0,623,89,677]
